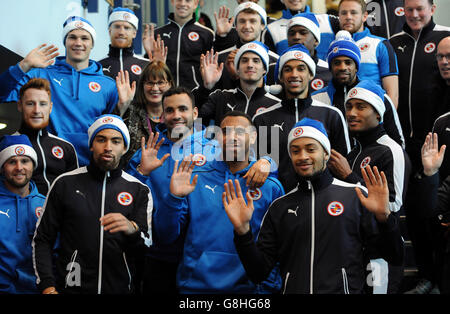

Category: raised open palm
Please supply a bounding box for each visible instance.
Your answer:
[139,133,170,175]
[421,132,446,176]
[200,48,224,90]
[170,158,198,197]
[355,166,390,222]
[19,44,59,73]
[222,179,254,235]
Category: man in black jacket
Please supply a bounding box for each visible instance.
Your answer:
[252,44,351,192]
[194,41,281,126]
[327,80,411,293]
[99,7,149,85]
[153,0,214,90]
[389,0,450,294]
[32,114,152,294]
[222,117,404,294]
[16,78,78,195]
[366,0,406,39]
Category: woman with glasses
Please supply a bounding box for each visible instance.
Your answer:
[116,61,174,164]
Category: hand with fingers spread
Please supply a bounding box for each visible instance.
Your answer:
[355,166,390,222]
[100,213,138,235]
[200,48,224,90]
[142,23,155,58]
[243,159,271,189]
[19,44,60,73]
[328,149,352,180]
[214,6,234,37]
[149,35,168,63]
[116,70,136,115]
[421,132,446,177]
[170,158,198,197]
[138,133,170,176]
[222,179,254,235]
[225,49,240,81]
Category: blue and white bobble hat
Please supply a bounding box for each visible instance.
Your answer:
[88,114,130,152]
[234,41,270,72]
[108,7,139,30]
[287,13,321,45]
[327,30,361,70]
[62,16,97,45]
[287,118,330,156]
[275,44,316,82]
[0,135,38,169]
[233,1,267,26]
[345,80,386,123]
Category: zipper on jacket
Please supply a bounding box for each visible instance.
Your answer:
[282,272,290,294]
[308,180,315,294]
[350,139,363,170]
[120,49,124,72]
[382,1,390,38]
[176,24,185,86]
[295,99,299,122]
[123,252,132,291]
[65,250,78,288]
[342,268,350,294]
[97,171,110,294]
[36,130,51,191]
[407,31,420,138]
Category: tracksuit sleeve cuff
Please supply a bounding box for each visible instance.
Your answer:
[377,212,398,232]
[9,63,27,81]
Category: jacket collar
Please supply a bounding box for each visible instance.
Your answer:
[18,123,49,138]
[328,76,360,102]
[282,5,311,19]
[296,167,334,192]
[107,44,135,57]
[402,18,436,39]
[87,157,123,181]
[281,94,313,113]
[352,28,371,42]
[168,13,196,27]
[352,124,386,147]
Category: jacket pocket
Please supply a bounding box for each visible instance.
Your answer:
[341,268,350,294]
[282,272,290,294]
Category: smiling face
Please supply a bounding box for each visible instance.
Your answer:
[90,128,126,171]
[280,59,313,99]
[345,98,381,132]
[109,21,137,48]
[143,75,172,105]
[338,0,367,34]
[219,115,256,162]
[163,92,198,141]
[237,51,266,84]
[171,0,199,21]
[65,29,93,66]
[404,0,435,36]
[235,10,265,43]
[289,137,328,178]
[2,156,34,190]
[283,0,308,12]
[330,56,358,86]
[18,88,53,130]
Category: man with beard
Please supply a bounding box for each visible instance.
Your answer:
[0,135,45,293]
[338,0,399,108]
[15,78,78,196]
[222,118,404,294]
[99,7,149,84]
[312,31,404,146]
[152,111,285,293]
[33,115,152,294]
[252,44,351,191]
[126,87,273,293]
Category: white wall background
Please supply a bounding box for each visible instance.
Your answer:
[0,0,112,61]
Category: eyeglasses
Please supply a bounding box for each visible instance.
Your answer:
[144,80,168,88]
[436,53,450,62]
